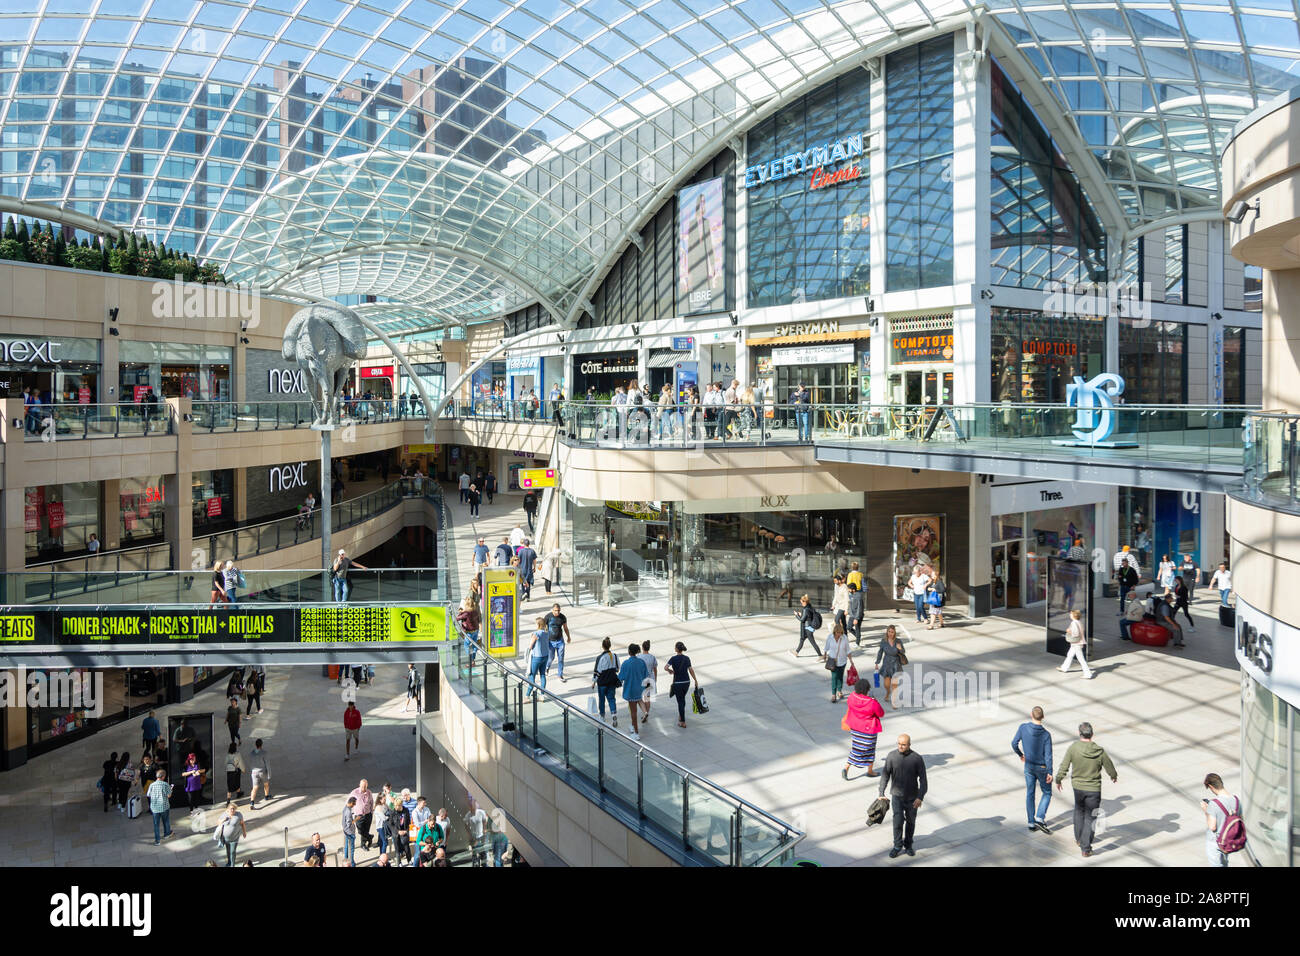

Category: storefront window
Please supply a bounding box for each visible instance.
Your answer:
[192,469,234,534]
[120,476,165,548]
[119,342,233,401]
[1223,327,1246,405]
[1118,319,1187,405]
[1165,225,1186,305]
[990,308,1105,403]
[25,481,100,563]
[1241,677,1292,868]
[1024,504,1095,604]
[989,59,1106,289]
[886,36,954,292]
[26,667,169,757]
[571,352,638,401]
[747,71,871,308]
[0,335,101,403]
[1117,487,1154,579]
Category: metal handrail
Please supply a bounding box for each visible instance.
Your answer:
[451,634,802,859]
[25,540,171,571]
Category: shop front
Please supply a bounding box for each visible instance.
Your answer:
[24,667,173,760]
[399,361,445,410]
[648,340,693,394]
[989,480,1106,609]
[24,481,100,563]
[359,364,395,399]
[192,469,235,536]
[747,319,869,405]
[0,335,100,404]
[119,476,166,549]
[887,315,954,406]
[470,359,506,410]
[1117,487,1207,581]
[990,308,1105,405]
[571,351,638,400]
[119,341,232,401]
[506,354,542,407]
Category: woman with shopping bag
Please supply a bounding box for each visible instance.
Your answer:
[822,624,855,703]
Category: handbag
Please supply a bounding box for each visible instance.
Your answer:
[897,644,909,667]
[846,664,859,686]
[902,586,915,601]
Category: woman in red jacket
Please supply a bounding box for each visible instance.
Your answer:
[841,681,884,779]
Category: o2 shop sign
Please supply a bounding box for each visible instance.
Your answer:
[269,462,308,494]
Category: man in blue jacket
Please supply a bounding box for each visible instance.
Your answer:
[1012,705,1054,833]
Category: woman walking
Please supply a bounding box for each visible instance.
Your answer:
[830,573,849,635]
[224,742,246,801]
[455,594,481,669]
[664,642,698,728]
[927,575,946,629]
[792,594,822,657]
[101,751,119,812]
[115,752,135,812]
[214,801,246,867]
[1172,576,1195,628]
[907,565,932,624]
[182,752,204,812]
[525,617,550,698]
[841,680,884,779]
[541,549,561,595]
[1157,554,1177,595]
[208,560,228,608]
[874,625,907,709]
[592,638,620,726]
[223,559,242,608]
[823,623,854,703]
[467,483,481,518]
[1058,608,1093,679]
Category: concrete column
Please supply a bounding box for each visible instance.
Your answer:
[1201,492,1226,569]
[1207,219,1227,405]
[951,31,990,406]
[868,59,888,407]
[233,335,247,404]
[102,480,121,551]
[100,316,121,403]
[968,475,992,617]
[233,467,248,523]
[733,137,749,311]
[164,396,192,572]
[954,303,990,404]
[0,399,26,576]
[1099,485,1119,595]
[1105,310,1119,378]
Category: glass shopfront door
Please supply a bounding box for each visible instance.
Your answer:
[991,545,1006,611]
[889,368,952,405]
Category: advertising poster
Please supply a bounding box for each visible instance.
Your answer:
[24,505,38,533]
[206,496,221,517]
[47,502,65,531]
[678,177,725,315]
[674,361,697,404]
[482,568,518,658]
[893,514,944,600]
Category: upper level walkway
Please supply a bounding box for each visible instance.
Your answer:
[439,401,1252,495]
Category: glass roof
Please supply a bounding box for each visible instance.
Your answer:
[1,1,1293,334]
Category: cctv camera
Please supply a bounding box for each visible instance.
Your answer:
[1226,199,1258,224]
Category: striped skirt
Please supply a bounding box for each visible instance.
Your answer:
[847,730,878,768]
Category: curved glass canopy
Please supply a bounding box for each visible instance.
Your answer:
[0,1,1294,334]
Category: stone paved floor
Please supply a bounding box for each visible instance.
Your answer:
[1,485,1242,867]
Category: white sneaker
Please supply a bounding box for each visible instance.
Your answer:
[629,732,640,741]
[611,717,618,727]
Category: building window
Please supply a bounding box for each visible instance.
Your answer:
[1240,678,1293,868]
[1243,263,1262,312]
[886,36,954,292]
[1223,326,1247,406]
[24,482,100,564]
[1165,224,1186,304]
[989,59,1106,289]
[746,71,871,309]
[119,476,166,548]
[1118,319,1187,404]
[990,308,1105,404]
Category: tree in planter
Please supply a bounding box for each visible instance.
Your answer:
[3,217,14,241]
[28,221,57,265]
[16,218,31,251]
[137,236,158,278]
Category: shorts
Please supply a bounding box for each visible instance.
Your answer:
[345,729,359,744]
[250,769,267,790]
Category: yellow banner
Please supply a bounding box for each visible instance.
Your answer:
[0,615,37,642]
[518,467,556,489]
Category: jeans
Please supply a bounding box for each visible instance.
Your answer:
[528,655,549,694]
[670,682,690,722]
[549,641,565,679]
[342,832,356,866]
[152,811,171,843]
[1220,588,1230,607]
[1072,788,1102,853]
[795,623,821,656]
[1024,765,1051,824]
[796,408,811,441]
[830,664,846,696]
[597,684,617,717]
[890,795,918,850]
[463,630,479,667]
[913,594,927,622]
[226,590,238,608]
[377,823,388,855]
[493,832,508,867]
[1206,837,1228,867]
[1118,584,1131,612]
[333,578,350,603]
[1119,618,1133,640]
[223,839,239,866]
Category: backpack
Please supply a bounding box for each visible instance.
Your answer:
[808,607,823,630]
[1212,797,1247,854]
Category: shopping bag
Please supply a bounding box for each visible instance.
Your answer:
[691,685,709,715]
[846,664,859,686]
[1091,807,1108,838]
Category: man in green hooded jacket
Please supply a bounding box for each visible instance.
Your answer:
[1055,722,1117,858]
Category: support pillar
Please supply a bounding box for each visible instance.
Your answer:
[968,475,992,617]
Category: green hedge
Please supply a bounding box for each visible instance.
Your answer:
[0,216,227,284]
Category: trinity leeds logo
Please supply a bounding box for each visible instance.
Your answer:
[50,887,151,936]
[0,669,103,718]
[151,276,259,327]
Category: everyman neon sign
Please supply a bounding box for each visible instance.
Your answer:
[741,132,866,190]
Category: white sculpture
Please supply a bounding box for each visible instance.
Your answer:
[281,303,368,427]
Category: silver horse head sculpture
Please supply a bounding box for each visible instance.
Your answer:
[282,303,368,427]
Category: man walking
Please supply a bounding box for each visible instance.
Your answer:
[1055,722,1117,858]
[516,537,537,602]
[494,536,513,567]
[523,490,539,532]
[878,733,927,858]
[343,701,362,761]
[1180,554,1200,602]
[1209,562,1232,607]
[471,536,490,576]
[247,738,270,810]
[458,470,470,503]
[1202,772,1244,867]
[1113,545,1140,611]
[141,709,161,758]
[147,769,174,845]
[544,603,571,682]
[350,778,375,851]
[226,696,242,746]
[1012,706,1054,833]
